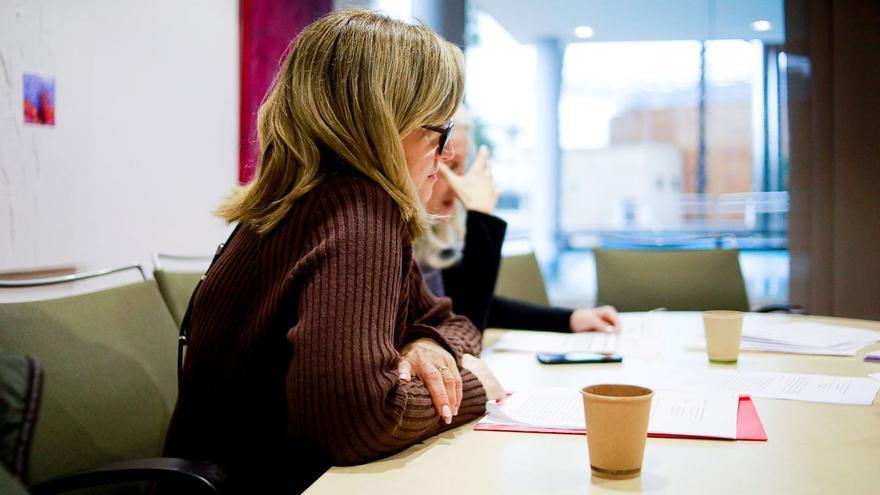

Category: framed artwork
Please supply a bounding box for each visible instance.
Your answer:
[23,73,56,126]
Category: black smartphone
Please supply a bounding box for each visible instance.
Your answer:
[536,352,623,365]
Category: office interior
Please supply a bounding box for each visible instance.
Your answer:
[1,0,879,494]
[2,0,878,319]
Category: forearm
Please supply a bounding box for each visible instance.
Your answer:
[486,296,574,332]
[441,211,507,330]
[411,261,484,357]
[287,359,486,466]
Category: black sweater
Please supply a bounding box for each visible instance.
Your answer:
[438,211,574,332]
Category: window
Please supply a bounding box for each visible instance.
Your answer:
[466,5,788,307]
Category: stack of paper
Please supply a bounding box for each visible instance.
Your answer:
[691,321,880,356]
[475,387,766,441]
[660,370,880,405]
[740,321,880,356]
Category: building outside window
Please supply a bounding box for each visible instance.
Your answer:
[465,1,788,308]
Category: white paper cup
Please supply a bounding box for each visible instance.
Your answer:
[703,310,744,363]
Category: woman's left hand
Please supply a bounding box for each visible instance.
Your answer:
[397,338,461,424]
[570,305,622,333]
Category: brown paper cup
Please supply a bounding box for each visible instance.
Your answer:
[581,384,653,480]
[703,310,744,363]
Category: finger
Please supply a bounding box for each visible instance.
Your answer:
[599,306,622,330]
[472,146,490,172]
[451,365,463,415]
[443,355,463,416]
[429,349,461,416]
[438,162,465,195]
[418,361,452,424]
[440,366,460,418]
[397,359,412,382]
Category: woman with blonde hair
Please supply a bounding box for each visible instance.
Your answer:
[164,10,502,493]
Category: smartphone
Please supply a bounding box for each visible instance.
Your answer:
[536,352,623,365]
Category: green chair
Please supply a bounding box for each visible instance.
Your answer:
[495,253,550,306]
[0,349,42,482]
[594,248,750,312]
[1,464,31,495]
[0,264,225,494]
[153,253,211,327]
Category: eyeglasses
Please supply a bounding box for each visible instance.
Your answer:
[421,119,454,156]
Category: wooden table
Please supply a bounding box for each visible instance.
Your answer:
[307,312,880,494]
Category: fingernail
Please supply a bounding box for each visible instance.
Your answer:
[399,372,409,381]
[454,407,459,416]
[442,405,452,424]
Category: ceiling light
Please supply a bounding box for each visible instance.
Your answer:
[751,20,772,32]
[574,26,595,39]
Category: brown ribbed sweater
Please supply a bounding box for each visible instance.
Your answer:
[163,172,488,494]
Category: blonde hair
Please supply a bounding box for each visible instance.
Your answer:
[218,9,465,238]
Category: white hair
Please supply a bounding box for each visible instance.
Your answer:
[414,105,474,270]
[414,202,467,269]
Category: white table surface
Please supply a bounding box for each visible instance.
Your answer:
[306,312,880,494]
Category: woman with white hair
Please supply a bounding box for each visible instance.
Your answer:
[416,108,621,333]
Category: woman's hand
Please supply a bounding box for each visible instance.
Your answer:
[460,353,505,401]
[570,305,622,333]
[439,145,500,215]
[397,338,461,424]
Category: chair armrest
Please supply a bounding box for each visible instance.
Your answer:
[754,303,807,314]
[30,457,227,495]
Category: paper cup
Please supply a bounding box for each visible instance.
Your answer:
[703,310,744,363]
[581,384,653,480]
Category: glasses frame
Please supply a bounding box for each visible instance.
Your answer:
[421,119,454,156]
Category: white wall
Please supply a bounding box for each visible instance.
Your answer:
[0,0,238,275]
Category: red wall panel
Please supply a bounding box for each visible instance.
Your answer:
[239,0,332,184]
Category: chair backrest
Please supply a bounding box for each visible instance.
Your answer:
[0,279,179,485]
[594,248,750,312]
[153,270,203,328]
[152,254,212,328]
[495,253,550,306]
[0,464,30,495]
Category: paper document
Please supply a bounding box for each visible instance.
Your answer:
[865,350,880,363]
[661,370,880,406]
[688,340,861,357]
[693,320,880,357]
[481,388,739,440]
[869,373,880,383]
[492,322,658,357]
[743,321,880,347]
[493,332,622,354]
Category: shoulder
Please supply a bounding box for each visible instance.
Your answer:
[308,175,407,242]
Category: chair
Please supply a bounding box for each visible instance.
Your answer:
[1,464,30,495]
[594,248,751,312]
[0,264,226,494]
[152,254,212,327]
[0,349,42,481]
[494,253,550,306]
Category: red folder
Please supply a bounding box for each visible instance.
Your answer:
[474,396,767,441]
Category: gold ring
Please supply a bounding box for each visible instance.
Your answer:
[437,366,451,373]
